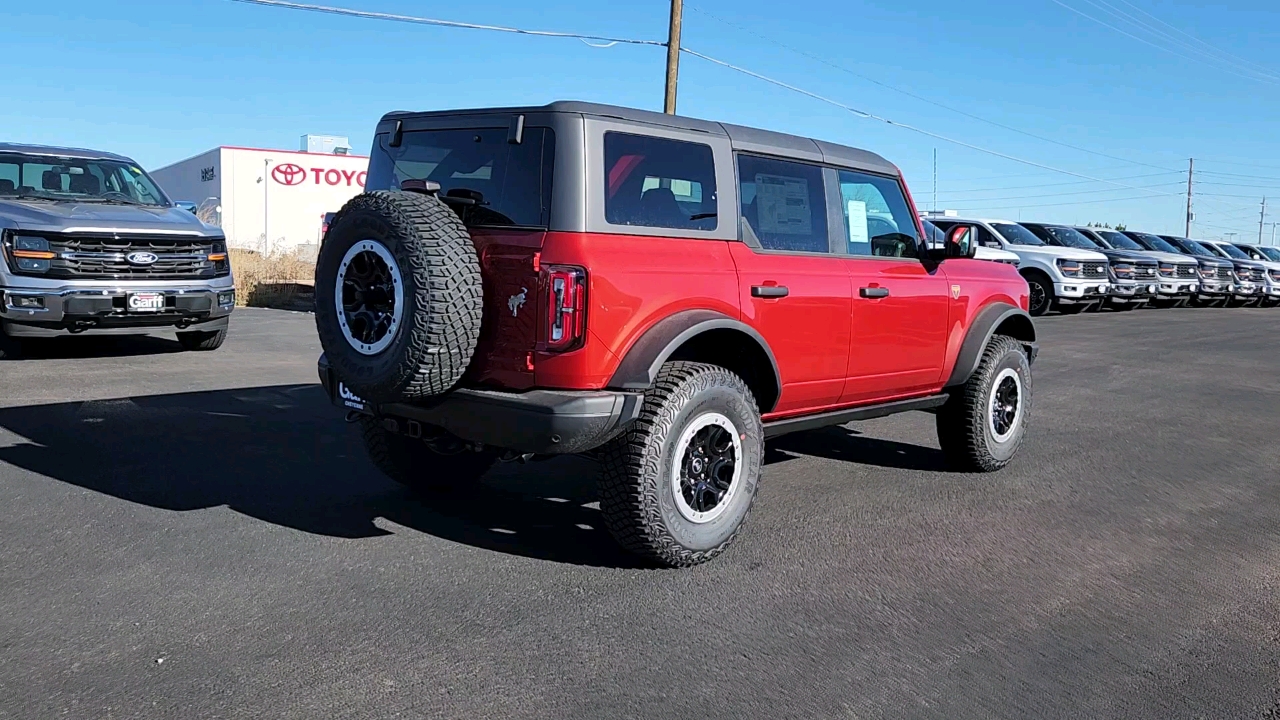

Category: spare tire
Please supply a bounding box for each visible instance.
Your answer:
[314,190,482,404]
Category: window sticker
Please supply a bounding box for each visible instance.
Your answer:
[846,200,869,247]
[754,174,811,235]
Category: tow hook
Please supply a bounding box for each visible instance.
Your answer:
[344,410,363,423]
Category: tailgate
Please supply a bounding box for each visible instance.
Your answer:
[466,228,546,390]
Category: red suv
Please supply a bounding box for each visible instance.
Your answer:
[315,102,1036,567]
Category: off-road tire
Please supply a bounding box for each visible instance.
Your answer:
[315,191,482,404]
[1023,272,1054,317]
[937,335,1032,473]
[597,362,763,568]
[0,327,21,360]
[176,328,227,351]
[358,416,496,494]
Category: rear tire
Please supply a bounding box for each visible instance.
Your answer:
[597,362,763,568]
[314,191,483,404]
[177,328,227,351]
[358,416,497,494]
[937,335,1031,473]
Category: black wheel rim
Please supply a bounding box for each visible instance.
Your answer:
[341,249,397,349]
[991,376,1020,437]
[1029,281,1048,314]
[679,424,737,515]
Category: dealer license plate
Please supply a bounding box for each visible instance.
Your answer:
[127,292,165,312]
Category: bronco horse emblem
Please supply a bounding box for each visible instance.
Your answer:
[508,288,527,317]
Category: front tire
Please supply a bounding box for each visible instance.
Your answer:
[597,362,763,568]
[358,416,497,494]
[937,335,1032,473]
[177,328,227,351]
[0,327,22,360]
[1024,273,1053,317]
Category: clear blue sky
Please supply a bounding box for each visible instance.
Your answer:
[4,0,1279,240]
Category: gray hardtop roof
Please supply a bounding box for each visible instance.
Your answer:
[0,142,133,163]
[381,101,898,176]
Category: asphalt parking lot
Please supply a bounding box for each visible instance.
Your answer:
[2,306,1279,719]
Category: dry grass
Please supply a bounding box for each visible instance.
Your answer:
[229,248,316,310]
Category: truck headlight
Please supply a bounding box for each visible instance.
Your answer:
[1056,259,1082,277]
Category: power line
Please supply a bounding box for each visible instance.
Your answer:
[1197,169,1280,182]
[1069,0,1280,83]
[935,171,1181,194]
[226,0,666,47]
[679,47,1185,199]
[687,4,1177,172]
[1045,0,1280,86]
[1107,0,1280,81]
[940,182,1183,203]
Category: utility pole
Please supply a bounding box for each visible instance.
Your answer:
[932,148,937,213]
[663,0,683,114]
[1261,196,1267,244]
[1184,157,1194,237]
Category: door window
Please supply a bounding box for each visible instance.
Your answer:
[836,170,920,258]
[603,132,717,231]
[737,155,829,253]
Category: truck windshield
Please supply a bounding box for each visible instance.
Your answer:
[1130,233,1182,254]
[992,223,1044,246]
[1096,230,1143,250]
[1258,246,1280,262]
[0,152,170,206]
[1044,226,1101,249]
[1170,238,1213,257]
[1210,242,1250,260]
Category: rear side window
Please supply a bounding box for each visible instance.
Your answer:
[603,132,717,231]
[367,127,555,227]
[737,155,828,253]
[836,169,920,258]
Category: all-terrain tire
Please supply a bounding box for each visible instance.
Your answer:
[177,328,227,351]
[936,335,1032,473]
[315,191,482,404]
[597,362,763,568]
[358,416,497,494]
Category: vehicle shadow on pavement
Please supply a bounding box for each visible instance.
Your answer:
[765,425,949,472]
[10,335,185,359]
[0,384,644,569]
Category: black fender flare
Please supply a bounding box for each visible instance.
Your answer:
[607,309,782,411]
[944,303,1037,388]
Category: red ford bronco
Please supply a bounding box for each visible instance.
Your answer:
[315,102,1036,567]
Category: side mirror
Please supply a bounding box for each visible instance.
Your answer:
[945,225,978,259]
[174,201,197,214]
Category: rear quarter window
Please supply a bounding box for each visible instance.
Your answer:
[366,127,555,228]
[603,132,718,232]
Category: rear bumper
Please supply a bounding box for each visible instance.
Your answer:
[318,356,644,454]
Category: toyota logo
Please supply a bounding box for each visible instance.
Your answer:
[126,251,159,266]
[271,163,306,186]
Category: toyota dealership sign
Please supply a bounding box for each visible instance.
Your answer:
[152,145,370,255]
[271,162,366,188]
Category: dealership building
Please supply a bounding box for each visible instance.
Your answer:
[150,135,368,257]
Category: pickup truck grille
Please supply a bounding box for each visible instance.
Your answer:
[1081,262,1107,278]
[1248,267,1266,282]
[8,232,228,280]
[1216,266,1233,281]
[1133,265,1157,279]
[1176,265,1197,279]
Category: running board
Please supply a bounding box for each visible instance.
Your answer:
[762,394,950,439]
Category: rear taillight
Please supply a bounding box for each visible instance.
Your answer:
[544,265,586,352]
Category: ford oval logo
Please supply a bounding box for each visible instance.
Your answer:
[126,251,159,266]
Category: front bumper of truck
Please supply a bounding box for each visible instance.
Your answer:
[0,279,234,337]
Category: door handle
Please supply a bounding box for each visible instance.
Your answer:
[860,287,890,299]
[752,285,789,298]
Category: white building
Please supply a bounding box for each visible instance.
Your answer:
[151,135,369,258]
